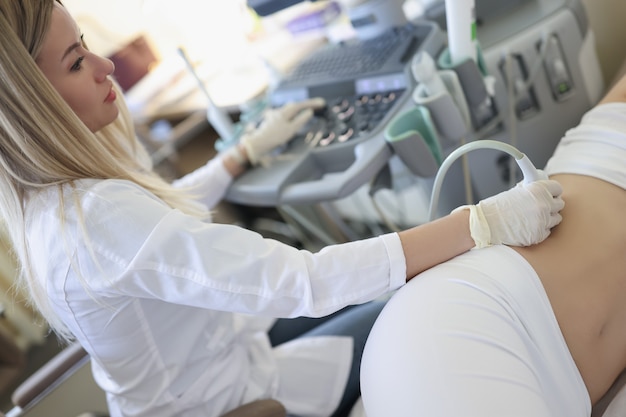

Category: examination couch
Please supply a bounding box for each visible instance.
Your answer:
[5,342,286,417]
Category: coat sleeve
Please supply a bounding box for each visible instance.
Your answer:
[171,156,233,209]
[79,180,406,319]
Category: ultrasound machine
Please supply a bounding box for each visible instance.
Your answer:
[225,0,604,228]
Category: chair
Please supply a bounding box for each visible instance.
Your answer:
[5,342,286,417]
[0,328,26,398]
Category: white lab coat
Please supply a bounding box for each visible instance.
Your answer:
[25,157,407,417]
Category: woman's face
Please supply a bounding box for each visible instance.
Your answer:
[36,3,118,133]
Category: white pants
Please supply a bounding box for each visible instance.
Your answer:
[360,245,591,417]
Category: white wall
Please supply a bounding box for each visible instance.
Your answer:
[581,0,626,85]
[60,0,626,86]
[61,0,257,74]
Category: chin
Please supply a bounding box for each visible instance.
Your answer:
[92,110,120,132]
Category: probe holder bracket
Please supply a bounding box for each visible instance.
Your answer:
[412,69,470,147]
[384,106,442,178]
[437,46,498,130]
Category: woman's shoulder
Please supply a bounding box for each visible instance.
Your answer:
[29,178,171,234]
[32,178,156,201]
[78,178,160,200]
[30,179,177,262]
[77,179,172,226]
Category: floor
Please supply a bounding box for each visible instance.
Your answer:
[0,332,65,412]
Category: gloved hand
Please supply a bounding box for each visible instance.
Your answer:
[240,97,326,164]
[453,177,564,248]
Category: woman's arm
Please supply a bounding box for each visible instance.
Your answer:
[222,156,565,281]
[221,98,326,177]
[398,179,564,280]
[221,142,249,178]
[399,209,473,280]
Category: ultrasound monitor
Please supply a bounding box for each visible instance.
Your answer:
[247,0,309,16]
[248,0,408,40]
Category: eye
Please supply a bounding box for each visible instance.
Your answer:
[70,56,84,72]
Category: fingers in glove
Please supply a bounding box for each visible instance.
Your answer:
[526,179,564,230]
[552,196,565,213]
[298,97,326,110]
[289,108,315,132]
[547,212,563,229]
[282,97,326,120]
[535,179,563,198]
[528,179,565,212]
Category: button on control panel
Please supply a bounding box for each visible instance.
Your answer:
[287,90,403,150]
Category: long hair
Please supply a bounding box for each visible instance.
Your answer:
[0,0,209,339]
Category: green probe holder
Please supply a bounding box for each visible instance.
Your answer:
[412,69,471,148]
[385,106,442,178]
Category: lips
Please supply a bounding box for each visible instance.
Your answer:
[104,87,116,103]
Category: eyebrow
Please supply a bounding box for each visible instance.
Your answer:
[61,42,80,61]
[61,35,83,61]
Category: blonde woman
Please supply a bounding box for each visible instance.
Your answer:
[0,1,564,416]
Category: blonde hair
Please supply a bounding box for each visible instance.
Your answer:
[0,0,208,339]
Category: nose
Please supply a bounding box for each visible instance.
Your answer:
[93,54,115,82]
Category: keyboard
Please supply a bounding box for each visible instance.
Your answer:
[271,23,433,102]
[287,25,415,81]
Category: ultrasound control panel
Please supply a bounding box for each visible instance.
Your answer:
[225,21,445,207]
[292,91,402,150]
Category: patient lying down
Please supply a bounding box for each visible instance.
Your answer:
[360,74,626,417]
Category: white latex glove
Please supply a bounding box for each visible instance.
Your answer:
[453,178,564,248]
[240,97,326,164]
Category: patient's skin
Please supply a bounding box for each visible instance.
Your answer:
[514,74,626,404]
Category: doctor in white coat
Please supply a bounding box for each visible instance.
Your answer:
[2,1,564,417]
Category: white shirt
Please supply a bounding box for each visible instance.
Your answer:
[25,157,407,417]
[544,102,626,189]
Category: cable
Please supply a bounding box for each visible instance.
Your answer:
[371,196,403,233]
[176,47,236,142]
[459,136,474,205]
[503,50,518,188]
[370,32,556,229]
[429,32,553,213]
[453,34,554,207]
[369,164,403,233]
[427,140,543,221]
